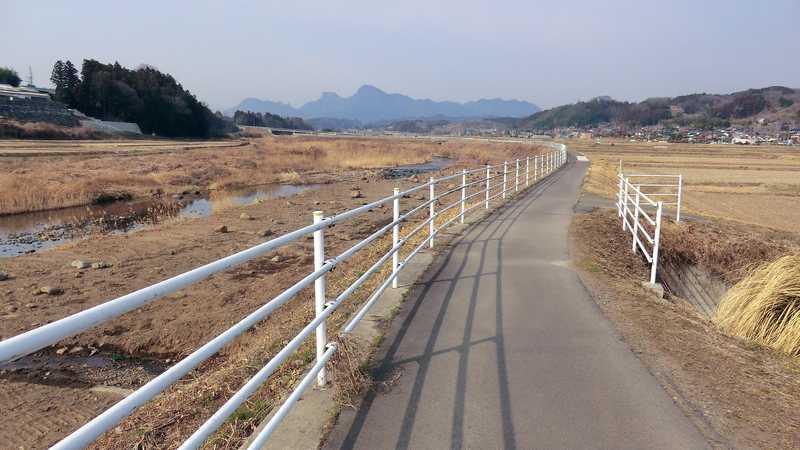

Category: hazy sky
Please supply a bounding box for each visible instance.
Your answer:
[3,1,799,111]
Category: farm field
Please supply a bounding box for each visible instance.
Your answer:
[572,139,800,232]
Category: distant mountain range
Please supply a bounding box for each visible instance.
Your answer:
[227,85,539,125]
[518,86,800,130]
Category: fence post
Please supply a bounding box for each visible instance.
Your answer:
[525,156,530,187]
[631,187,641,253]
[392,188,400,288]
[312,211,327,386]
[515,159,520,192]
[485,165,490,209]
[429,177,436,248]
[502,161,508,199]
[650,201,663,285]
[676,174,683,223]
[460,169,467,224]
[617,174,624,217]
[622,179,629,231]
[535,155,539,181]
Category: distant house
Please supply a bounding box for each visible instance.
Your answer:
[732,135,756,145]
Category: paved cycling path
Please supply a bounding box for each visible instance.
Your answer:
[324,157,707,449]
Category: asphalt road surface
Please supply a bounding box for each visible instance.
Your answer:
[324,156,708,450]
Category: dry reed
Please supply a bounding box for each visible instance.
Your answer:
[715,255,800,356]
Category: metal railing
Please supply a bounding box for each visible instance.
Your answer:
[616,161,682,222]
[0,144,568,450]
[616,172,666,285]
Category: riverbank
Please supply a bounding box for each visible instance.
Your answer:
[0,135,526,216]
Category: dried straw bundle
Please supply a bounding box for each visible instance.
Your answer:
[715,255,800,355]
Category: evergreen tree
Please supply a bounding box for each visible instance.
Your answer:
[50,60,65,89]
[1,66,22,87]
[62,60,80,108]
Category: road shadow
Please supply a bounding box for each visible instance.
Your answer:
[332,163,573,450]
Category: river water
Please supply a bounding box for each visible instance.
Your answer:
[0,184,317,257]
[0,157,454,258]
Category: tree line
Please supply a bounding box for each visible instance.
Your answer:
[232,110,311,130]
[49,59,233,137]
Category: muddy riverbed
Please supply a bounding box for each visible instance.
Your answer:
[0,158,453,258]
[0,184,319,257]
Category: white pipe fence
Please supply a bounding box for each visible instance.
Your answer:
[0,144,568,450]
[616,171,680,285]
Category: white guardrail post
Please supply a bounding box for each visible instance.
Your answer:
[650,201,663,285]
[621,178,629,230]
[502,161,508,199]
[535,155,539,180]
[631,187,640,252]
[617,174,624,217]
[515,158,520,192]
[391,188,400,289]
[485,164,490,209]
[676,174,683,222]
[460,169,467,224]
[525,156,530,187]
[312,211,327,386]
[429,177,436,248]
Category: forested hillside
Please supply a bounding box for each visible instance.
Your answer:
[520,87,800,130]
[49,59,232,137]
[232,111,311,130]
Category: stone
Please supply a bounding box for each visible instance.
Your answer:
[214,225,228,233]
[259,229,275,238]
[0,271,8,281]
[270,255,282,263]
[68,346,84,354]
[641,281,665,299]
[56,347,68,355]
[71,260,91,269]
[91,261,111,269]
[239,213,253,220]
[40,286,64,296]
[350,189,364,199]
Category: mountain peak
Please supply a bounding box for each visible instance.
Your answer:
[228,86,539,123]
[354,84,386,96]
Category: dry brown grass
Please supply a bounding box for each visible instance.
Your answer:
[0,119,104,139]
[715,255,800,356]
[571,139,800,232]
[658,219,800,284]
[0,135,538,215]
[330,335,373,409]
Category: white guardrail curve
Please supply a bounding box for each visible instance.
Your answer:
[0,143,568,449]
[615,169,682,285]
